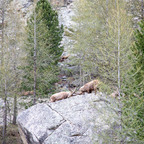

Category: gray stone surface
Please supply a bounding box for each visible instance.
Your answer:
[17,103,65,144]
[12,0,34,25]
[17,92,118,144]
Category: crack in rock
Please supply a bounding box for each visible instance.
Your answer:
[47,104,74,125]
[47,120,66,139]
[70,133,84,137]
[49,119,66,131]
[93,98,111,104]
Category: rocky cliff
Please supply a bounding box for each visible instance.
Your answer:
[10,0,74,52]
[17,92,118,144]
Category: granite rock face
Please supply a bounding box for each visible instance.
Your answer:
[17,92,118,144]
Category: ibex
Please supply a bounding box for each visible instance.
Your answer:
[59,54,70,62]
[78,79,100,95]
[50,88,76,102]
[21,91,34,96]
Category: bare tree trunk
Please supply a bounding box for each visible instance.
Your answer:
[80,64,82,86]
[116,1,122,143]
[12,14,18,124]
[13,61,18,124]
[117,2,121,98]
[106,0,109,13]
[13,94,17,125]
[1,3,4,64]
[141,0,144,20]
[33,7,37,105]
[2,80,7,144]
[6,100,11,123]
[82,71,85,85]
[13,53,18,125]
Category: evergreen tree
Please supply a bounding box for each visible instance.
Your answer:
[122,21,144,142]
[131,20,144,94]
[36,0,63,63]
[22,0,63,97]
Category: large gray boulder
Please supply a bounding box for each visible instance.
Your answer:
[17,92,118,144]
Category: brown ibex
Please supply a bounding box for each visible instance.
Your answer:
[21,91,34,96]
[50,88,76,102]
[59,54,70,62]
[78,79,100,95]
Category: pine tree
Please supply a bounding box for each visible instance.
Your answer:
[122,20,144,142]
[36,0,63,63]
[131,20,144,94]
[22,0,63,98]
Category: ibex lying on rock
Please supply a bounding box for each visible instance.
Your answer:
[50,88,76,102]
[21,91,34,96]
[59,54,70,62]
[78,80,100,95]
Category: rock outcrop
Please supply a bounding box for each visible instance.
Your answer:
[17,92,118,144]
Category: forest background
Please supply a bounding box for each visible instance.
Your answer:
[0,0,144,143]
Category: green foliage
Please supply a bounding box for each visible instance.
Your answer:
[123,97,144,142]
[36,0,64,63]
[98,82,112,95]
[21,0,63,95]
[70,0,133,87]
[71,0,144,143]
[121,21,144,142]
[131,20,144,94]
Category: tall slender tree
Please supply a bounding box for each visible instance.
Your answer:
[22,0,63,102]
[33,0,37,104]
[0,0,24,133]
[122,20,144,142]
[0,0,10,143]
[7,1,24,124]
